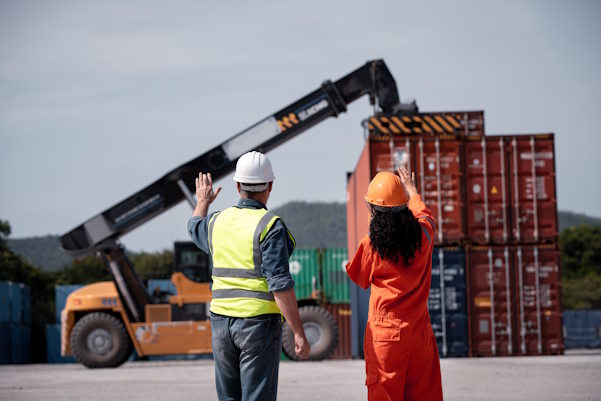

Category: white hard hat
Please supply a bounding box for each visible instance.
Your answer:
[233,151,275,191]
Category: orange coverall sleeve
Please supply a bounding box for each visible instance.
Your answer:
[408,194,436,245]
[346,237,371,289]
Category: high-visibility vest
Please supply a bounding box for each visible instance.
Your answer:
[208,207,295,317]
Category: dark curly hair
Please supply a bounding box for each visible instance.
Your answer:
[369,206,423,265]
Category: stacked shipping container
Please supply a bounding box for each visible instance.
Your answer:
[347,111,562,358]
[0,281,32,364]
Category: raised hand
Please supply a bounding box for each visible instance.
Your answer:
[192,172,222,218]
[397,167,418,198]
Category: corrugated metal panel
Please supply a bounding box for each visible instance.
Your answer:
[362,136,465,245]
[514,244,563,355]
[346,143,371,256]
[508,135,558,242]
[467,243,563,356]
[323,303,352,359]
[429,247,469,357]
[9,283,26,324]
[0,324,31,364]
[21,286,31,324]
[467,245,515,356]
[349,283,370,359]
[464,137,511,243]
[55,285,84,323]
[10,325,31,364]
[563,310,601,349]
[413,137,464,244]
[367,111,485,138]
[0,282,12,323]
[0,325,11,364]
[322,249,350,304]
[464,135,558,244]
[289,249,320,301]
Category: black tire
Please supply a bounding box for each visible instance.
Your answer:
[282,306,339,361]
[70,312,132,368]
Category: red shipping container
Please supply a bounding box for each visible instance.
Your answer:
[370,136,464,244]
[346,144,371,255]
[467,245,516,356]
[464,134,558,244]
[323,304,352,359]
[413,137,464,244]
[508,135,558,243]
[467,244,563,357]
[513,244,563,355]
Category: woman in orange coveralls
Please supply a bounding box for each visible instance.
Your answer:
[346,167,443,401]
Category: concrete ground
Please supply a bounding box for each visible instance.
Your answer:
[1,351,600,401]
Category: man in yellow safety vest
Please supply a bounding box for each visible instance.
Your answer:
[188,151,310,401]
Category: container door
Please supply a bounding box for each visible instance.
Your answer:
[508,136,558,242]
[467,246,515,356]
[429,247,469,357]
[414,137,464,244]
[288,249,320,301]
[513,244,563,355]
[370,138,412,175]
[322,249,350,304]
[464,137,510,243]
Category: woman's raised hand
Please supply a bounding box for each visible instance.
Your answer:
[397,167,418,198]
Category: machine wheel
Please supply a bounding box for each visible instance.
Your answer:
[282,306,339,361]
[70,312,132,368]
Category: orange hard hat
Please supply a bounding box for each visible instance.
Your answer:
[365,171,409,208]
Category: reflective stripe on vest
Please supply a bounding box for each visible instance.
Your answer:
[208,207,293,317]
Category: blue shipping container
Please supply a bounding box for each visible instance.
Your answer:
[350,283,370,359]
[0,325,11,364]
[55,285,84,323]
[21,286,31,324]
[429,247,469,357]
[350,246,469,359]
[0,324,31,364]
[10,325,31,364]
[0,282,10,323]
[46,323,76,363]
[1,281,31,324]
[563,310,601,349]
[9,283,27,324]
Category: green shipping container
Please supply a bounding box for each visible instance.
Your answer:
[289,249,320,301]
[322,249,350,304]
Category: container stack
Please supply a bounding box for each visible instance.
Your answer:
[463,134,562,356]
[0,281,32,364]
[347,111,562,358]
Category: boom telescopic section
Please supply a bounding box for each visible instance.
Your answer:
[60,59,410,257]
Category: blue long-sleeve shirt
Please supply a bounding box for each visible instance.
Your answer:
[187,198,295,292]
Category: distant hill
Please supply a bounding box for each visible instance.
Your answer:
[6,206,601,271]
[558,210,601,232]
[6,235,72,271]
[272,201,347,249]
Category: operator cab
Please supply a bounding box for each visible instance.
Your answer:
[174,241,211,283]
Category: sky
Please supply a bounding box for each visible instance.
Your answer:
[1,0,600,252]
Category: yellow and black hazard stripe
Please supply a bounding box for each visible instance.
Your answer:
[367,113,465,136]
[276,113,300,132]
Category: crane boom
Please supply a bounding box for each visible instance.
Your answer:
[60,59,410,257]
